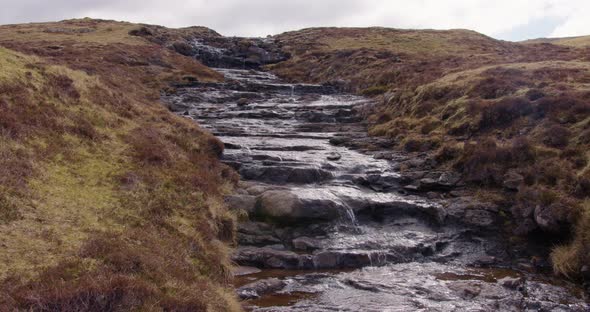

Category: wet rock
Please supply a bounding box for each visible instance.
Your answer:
[403,184,420,192]
[498,276,524,290]
[237,278,286,299]
[373,152,395,160]
[438,172,461,187]
[447,281,482,299]
[312,251,372,269]
[292,237,322,251]
[354,174,402,192]
[255,190,342,222]
[237,221,281,246]
[237,97,250,106]
[224,194,257,214]
[534,203,567,233]
[240,166,333,184]
[344,279,381,292]
[445,198,499,227]
[312,251,339,269]
[233,247,306,269]
[503,172,524,191]
[464,209,496,227]
[232,266,261,277]
[238,221,273,235]
[327,152,342,161]
[473,255,497,267]
[419,178,439,190]
[329,136,349,146]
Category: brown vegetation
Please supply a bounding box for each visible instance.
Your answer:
[270,27,590,281]
[0,19,239,311]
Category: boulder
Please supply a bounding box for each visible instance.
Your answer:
[237,278,286,299]
[534,203,570,233]
[327,152,342,161]
[237,97,250,106]
[329,137,349,146]
[498,276,524,290]
[255,190,342,222]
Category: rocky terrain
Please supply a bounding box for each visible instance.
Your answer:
[266,27,590,285]
[163,64,588,309]
[0,17,589,311]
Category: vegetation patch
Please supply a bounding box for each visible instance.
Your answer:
[0,19,239,310]
[270,27,590,282]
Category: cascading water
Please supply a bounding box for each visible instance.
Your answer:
[164,67,589,311]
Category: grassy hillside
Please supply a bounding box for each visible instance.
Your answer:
[524,35,590,47]
[0,19,241,311]
[270,27,590,280]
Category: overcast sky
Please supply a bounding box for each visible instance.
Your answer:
[1,0,589,41]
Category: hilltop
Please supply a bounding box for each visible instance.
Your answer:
[0,17,589,309]
[524,35,590,47]
[0,19,240,310]
[268,27,590,281]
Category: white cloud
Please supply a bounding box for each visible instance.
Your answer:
[549,2,590,37]
[1,0,589,40]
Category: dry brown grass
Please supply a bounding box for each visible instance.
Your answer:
[269,26,590,281]
[0,19,239,310]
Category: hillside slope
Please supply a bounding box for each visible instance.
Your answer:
[269,27,590,282]
[524,35,590,47]
[0,19,240,311]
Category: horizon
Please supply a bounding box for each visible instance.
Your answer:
[2,0,589,41]
[3,17,590,43]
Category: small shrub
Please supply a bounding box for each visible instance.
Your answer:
[551,201,590,278]
[470,77,517,99]
[526,89,545,101]
[127,127,172,165]
[403,137,440,152]
[48,74,81,100]
[457,137,535,186]
[543,124,571,148]
[479,97,533,129]
[419,118,441,134]
[0,193,21,223]
[69,114,100,141]
[434,144,462,163]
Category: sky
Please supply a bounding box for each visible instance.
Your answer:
[1,0,589,41]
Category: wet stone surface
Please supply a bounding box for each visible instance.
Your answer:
[165,68,588,311]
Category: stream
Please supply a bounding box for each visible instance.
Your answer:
[164,67,588,311]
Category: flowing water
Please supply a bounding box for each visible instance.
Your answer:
[164,68,588,311]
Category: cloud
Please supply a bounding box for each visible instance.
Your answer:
[549,2,590,37]
[1,0,589,40]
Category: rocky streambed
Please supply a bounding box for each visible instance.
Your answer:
[164,68,588,311]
